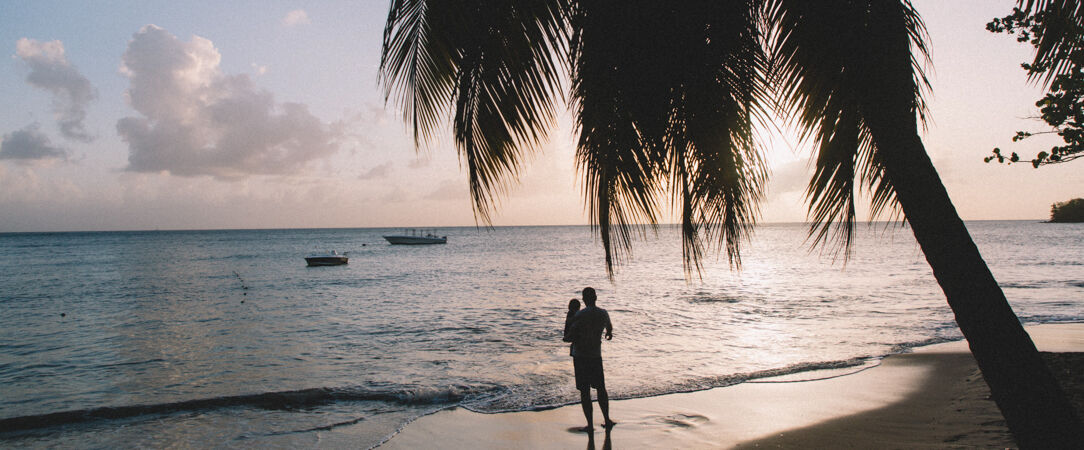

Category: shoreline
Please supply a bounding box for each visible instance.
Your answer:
[376,323,1084,449]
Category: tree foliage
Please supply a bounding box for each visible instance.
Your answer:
[1050,197,1084,222]
[379,0,933,276]
[986,0,1084,167]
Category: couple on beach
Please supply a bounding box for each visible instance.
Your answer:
[563,287,615,433]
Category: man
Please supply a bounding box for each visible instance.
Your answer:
[565,287,614,432]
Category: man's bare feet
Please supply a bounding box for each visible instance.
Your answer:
[578,425,594,433]
[603,419,616,429]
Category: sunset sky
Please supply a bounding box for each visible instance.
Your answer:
[0,0,1079,232]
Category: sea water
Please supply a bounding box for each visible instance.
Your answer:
[0,222,1081,447]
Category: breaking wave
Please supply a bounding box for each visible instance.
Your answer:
[0,385,488,433]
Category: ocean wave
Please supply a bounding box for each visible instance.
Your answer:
[0,385,490,433]
[1020,315,1084,325]
[685,295,741,304]
[462,356,891,415]
[671,356,877,392]
[192,254,263,262]
[1031,261,1083,266]
[469,331,981,416]
[4,326,1071,437]
[998,279,1084,289]
[886,335,961,354]
[999,281,1044,289]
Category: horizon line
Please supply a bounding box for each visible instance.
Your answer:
[0,219,1050,235]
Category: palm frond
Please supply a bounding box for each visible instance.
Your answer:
[766,0,929,257]
[383,0,774,276]
[380,0,459,145]
[571,1,769,277]
[570,2,664,273]
[1018,0,1084,84]
[381,0,569,223]
[675,0,769,272]
[452,0,569,222]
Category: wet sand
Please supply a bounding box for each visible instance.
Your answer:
[378,323,1083,449]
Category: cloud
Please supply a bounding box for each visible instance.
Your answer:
[0,124,68,162]
[408,158,430,169]
[282,9,311,27]
[424,179,467,201]
[116,25,342,179]
[15,38,97,142]
[769,157,812,196]
[358,162,393,180]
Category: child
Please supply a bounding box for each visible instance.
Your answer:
[563,298,581,356]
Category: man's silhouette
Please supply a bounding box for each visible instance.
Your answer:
[565,287,614,432]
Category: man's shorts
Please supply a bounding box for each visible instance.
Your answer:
[573,356,605,391]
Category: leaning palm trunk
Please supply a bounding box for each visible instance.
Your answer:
[857,2,1082,445]
[871,121,1082,449]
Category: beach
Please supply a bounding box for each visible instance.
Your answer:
[1,224,1080,447]
[381,323,1083,449]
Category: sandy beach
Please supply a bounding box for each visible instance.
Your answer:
[379,323,1084,449]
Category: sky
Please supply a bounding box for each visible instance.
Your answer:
[0,0,1079,232]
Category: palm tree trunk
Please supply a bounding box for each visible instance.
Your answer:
[870,122,1082,448]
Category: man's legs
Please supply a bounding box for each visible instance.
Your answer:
[579,388,594,431]
[598,386,614,428]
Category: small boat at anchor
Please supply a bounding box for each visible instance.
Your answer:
[383,229,447,245]
[305,250,349,266]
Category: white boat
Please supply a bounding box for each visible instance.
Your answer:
[305,250,349,266]
[383,229,447,245]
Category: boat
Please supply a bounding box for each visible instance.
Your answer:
[383,229,447,245]
[305,250,349,266]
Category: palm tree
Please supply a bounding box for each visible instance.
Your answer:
[769,2,1080,447]
[379,0,1081,446]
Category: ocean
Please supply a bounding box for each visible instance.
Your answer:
[1,221,1081,448]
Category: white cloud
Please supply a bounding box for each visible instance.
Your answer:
[0,124,68,162]
[116,25,343,179]
[282,9,311,27]
[358,162,393,180]
[15,38,97,142]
